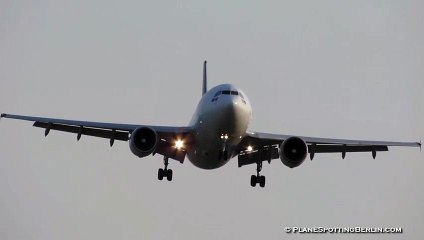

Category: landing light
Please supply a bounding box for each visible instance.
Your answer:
[247,146,253,152]
[175,139,184,150]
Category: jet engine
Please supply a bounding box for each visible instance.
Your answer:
[279,136,308,168]
[130,127,158,158]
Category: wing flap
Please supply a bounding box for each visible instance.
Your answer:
[33,122,129,141]
[238,146,279,167]
[155,139,187,163]
[310,144,388,153]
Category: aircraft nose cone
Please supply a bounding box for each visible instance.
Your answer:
[222,96,244,119]
[214,95,250,136]
[223,96,235,109]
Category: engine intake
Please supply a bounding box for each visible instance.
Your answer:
[279,136,308,168]
[130,127,158,158]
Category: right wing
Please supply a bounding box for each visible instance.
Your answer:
[1,113,193,162]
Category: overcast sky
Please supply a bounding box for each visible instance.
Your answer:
[1,0,423,239]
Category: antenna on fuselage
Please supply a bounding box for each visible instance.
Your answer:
[202,60,207,95]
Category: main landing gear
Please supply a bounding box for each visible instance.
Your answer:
[250,162,265,187]
[158,156,173,181]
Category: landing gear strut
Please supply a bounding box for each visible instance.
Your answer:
[250,162,265,187]
[158,156,173,181]
[218,150,229,161]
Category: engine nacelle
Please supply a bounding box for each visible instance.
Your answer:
[279,136,308,168]
[130,127,158,158]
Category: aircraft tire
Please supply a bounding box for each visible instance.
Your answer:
[167,169,173,181]
[259,176,265,188]
[250,175,257,187]
[158,168,164,180]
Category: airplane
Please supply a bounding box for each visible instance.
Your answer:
[1,61,421,187]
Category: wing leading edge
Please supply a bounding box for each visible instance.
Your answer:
[1,113,189,132]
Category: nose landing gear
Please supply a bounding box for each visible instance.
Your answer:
[158,156,173,181]
[250,162,265,187]
[218,150,229,161]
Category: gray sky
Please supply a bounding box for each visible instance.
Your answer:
[1,0,423,239]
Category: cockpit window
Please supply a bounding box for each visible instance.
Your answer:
[216,89,242,97]
[213,89,246,103]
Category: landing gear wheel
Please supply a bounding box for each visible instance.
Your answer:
[250,175,257,187]
[158,156,173,182]
[158,168,164,181]
[166,169,173,181]
[259,175,266,188]
[250,161,266,187]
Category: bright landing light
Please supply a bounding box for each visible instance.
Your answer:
[174,139,184,149]
[247,146,253,152]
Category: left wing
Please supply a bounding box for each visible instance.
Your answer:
[1,113,193,162]
[236,131,421,167]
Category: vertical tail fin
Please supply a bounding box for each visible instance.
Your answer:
[202,60,207,95]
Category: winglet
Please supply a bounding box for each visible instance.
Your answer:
[0,113,6,121]
[420,140,422,152]
[202,60,207,95]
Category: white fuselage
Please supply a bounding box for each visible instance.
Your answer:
[187,84,252,169]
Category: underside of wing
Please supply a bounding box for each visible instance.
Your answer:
[236,131,420,168]
[1,113,193,163]
[244,131,420,146]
